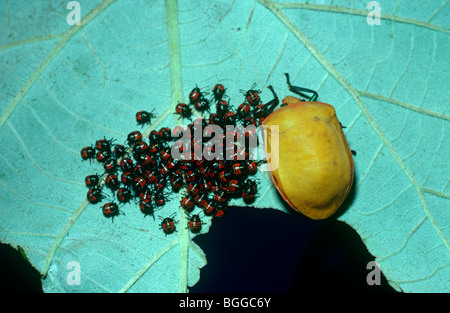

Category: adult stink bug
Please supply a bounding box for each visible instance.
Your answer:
[262,73,354,220]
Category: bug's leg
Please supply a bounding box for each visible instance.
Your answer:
[149,108,156,123]
[351,150,357,156]
[284,73,319,101]
[264,85,280,112]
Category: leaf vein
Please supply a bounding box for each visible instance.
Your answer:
[276,2,450,34]
[0,0,118,131]
[259,0,449,254]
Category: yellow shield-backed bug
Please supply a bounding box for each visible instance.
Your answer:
[263,74,354,219]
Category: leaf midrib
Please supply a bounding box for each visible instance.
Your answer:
[41,0,191,293]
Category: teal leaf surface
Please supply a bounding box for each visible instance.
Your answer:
[0,0,448,293]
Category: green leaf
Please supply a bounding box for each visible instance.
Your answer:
[0,0,448,293]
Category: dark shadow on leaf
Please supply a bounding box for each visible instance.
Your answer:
[190,204,396,293]
[0,243,43,293]
[289,219,397,293]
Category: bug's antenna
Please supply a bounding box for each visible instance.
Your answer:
[285,73,318,102]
